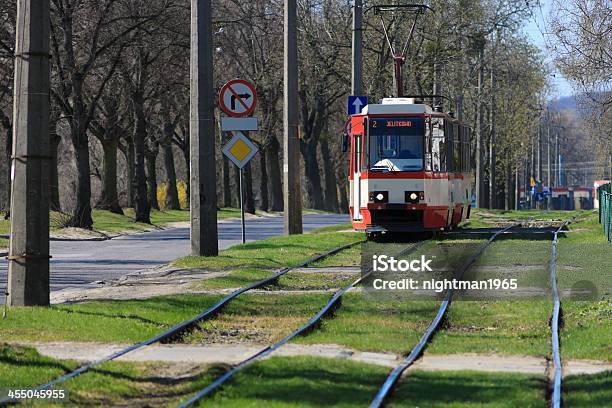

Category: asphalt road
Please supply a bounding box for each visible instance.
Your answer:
[0,213,348,299]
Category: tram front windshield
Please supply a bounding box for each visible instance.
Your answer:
[369,117,424,172]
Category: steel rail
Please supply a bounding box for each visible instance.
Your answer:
[369,224,517,408]
[550,219,571,408]
[177,240,427,407]
[0,240,361,404]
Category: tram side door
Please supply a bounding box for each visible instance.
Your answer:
[353,134,363,221]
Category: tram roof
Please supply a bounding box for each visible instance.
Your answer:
[362,100,434,115]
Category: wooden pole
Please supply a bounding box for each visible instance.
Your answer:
[283,0,302,234]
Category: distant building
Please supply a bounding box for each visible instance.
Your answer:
[594,180,611,209]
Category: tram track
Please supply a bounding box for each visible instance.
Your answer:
[370,219,573,408]
[176,239,429,407]
[0,240,361,405]
[549,219,572,408]
[369,224,517,408]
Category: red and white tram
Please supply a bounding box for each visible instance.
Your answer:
[346,97,473,237]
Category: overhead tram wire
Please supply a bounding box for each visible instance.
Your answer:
[0,241,362,405]
[369,224,518,408]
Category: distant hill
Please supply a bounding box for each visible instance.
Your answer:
[551,95,577,111]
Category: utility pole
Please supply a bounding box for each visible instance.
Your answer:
[284,0,302,235]
[8,0,51,306]
[547,115,552,209]
[352,0,363,95]
[489,63,496,209]
[190,0,218,256]
[475,45,484,208]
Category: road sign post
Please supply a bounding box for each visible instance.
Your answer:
[222,131,259,244]
[239,167,245,244]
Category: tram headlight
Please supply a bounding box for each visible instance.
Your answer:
[405,191,424,204]
[369,191,388,203]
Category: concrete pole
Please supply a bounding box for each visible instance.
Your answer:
[547,118,552,209]
[488,65,496,209]
[475,47,484,208]
[351,0,363,96]
[189,0,218,256]
[8,0,51,306]
[283,0,302,235]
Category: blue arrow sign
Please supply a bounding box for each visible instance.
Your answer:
[348,95,368,115]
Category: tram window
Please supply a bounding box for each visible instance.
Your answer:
[452,124,460,172]
[361,132,369,172]
[431,118,446,172]
[369,117,425,172]
[425,117,432,171]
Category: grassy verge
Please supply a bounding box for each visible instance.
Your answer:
[1,231,361,344]
[0,344,212,407]
[427,300,551,357]
[556,211,611,298]
[0,207,251,240]
[0,295,222,344]
[175,231,361,271]
[177,357,547,408]
[563,371,612,407]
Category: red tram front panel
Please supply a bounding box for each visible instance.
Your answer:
[348,101,472,234]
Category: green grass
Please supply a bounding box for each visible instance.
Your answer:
[563,371,612,407]
[0,344,215,406]
[427,301,551,357]
[0,207,249,239]
[0,295,222,343]
[392,370,546,407]
[557,212,611,298]
[189,356,390,407]
[561,301,612,361]
[179,357,547,407]
[175,231,361,271]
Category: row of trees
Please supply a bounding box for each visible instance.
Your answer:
[1,0,597,227]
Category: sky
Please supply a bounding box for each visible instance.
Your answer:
[521,0,575,98]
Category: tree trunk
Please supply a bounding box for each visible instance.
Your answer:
[300,138,325,210]
[125,137,135,208]
[320,139,339,212]
[259,150,269,211]
[244,162,255,214]
[163,142,180,210]
[98,137,123,214]
[49,133,61,211]
[133,103,150,223]
[70,78,94,228]
[73,141,94,228]
[266,136,283,211]
[146,145,159,211]
[221,132,231,208]
[182,147,190,206]
[336,161,349,213]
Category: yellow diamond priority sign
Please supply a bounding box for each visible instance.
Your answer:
[222,131,259,169]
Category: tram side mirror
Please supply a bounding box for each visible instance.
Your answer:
[341,133,349,153]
